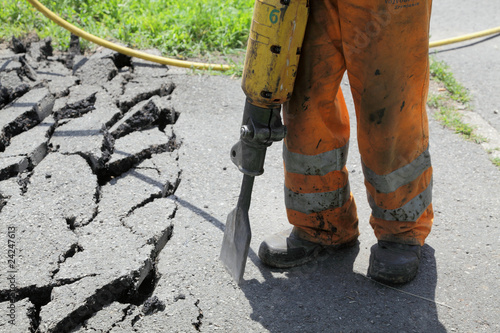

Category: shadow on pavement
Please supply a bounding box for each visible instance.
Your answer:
[128,164,448,331]
[239,243,447,332]
[167,188,447,332]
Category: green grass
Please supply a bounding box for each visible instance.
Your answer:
[429,57,470,104]
[486,149,500,169]
[427,57,487,144]
[0,0,254,58]
[429,58,500,170]
[491,157,500,168]
[431,102,485,143]
[427,93,446,109]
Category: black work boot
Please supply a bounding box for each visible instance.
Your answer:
[258,228,356,268]
[367,241,422,284]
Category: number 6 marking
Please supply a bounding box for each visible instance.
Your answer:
[270,9,279,24]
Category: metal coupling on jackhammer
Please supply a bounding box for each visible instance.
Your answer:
[230,100,286,176]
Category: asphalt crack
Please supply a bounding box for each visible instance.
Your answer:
[192,299,204,332]
[0,87,55,153]
[1,105,50,152]
[0,193,7,212]
[53,92,96,121]
[107,304,136,332]
[48,276,136,332]
[18,55,38,81]
[124,177,180,223]
[17,170,33,195]
[105,141,175,180]
[112,97,169,139]
[27,285,52,333]
[0,82,29,109]
[117,80,175,113]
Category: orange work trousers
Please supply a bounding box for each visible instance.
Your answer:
[284,0,433,246]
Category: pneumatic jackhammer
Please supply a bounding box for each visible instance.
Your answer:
[220,0,309,284]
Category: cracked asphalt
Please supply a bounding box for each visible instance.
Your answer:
[1,38,181,332]
[0,9,499,332]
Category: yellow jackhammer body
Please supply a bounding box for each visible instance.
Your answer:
[220,0,309,283]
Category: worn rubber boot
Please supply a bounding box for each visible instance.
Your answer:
[258,227,356,268]
[258,228,322,268]
[367,241,422,284]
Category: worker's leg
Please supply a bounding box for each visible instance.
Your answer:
[283,0,359,247]
[259,0,359,268]
[340,0,433,282]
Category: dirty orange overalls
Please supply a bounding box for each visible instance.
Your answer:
[284,0,433,246]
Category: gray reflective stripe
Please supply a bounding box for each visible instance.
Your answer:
[368,179,433,222]
[284,183,350,215]
[362,148,432,193]
[283,141,349,176]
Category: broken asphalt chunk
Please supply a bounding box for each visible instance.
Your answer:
[53,84,101,121]
[50,92,121,170]
[27,37,53,64]
[106,127,174,178]
[0,298,35,331]
[0,87,54,151]
[0,116,56,180]
[74,52,118,86]
[118,77,175,113]
[98,150,180,220]
[110,95,176,139]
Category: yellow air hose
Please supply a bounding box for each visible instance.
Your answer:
[27,0,500,69]
[26,0,233,71]
[429,26,500,48]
